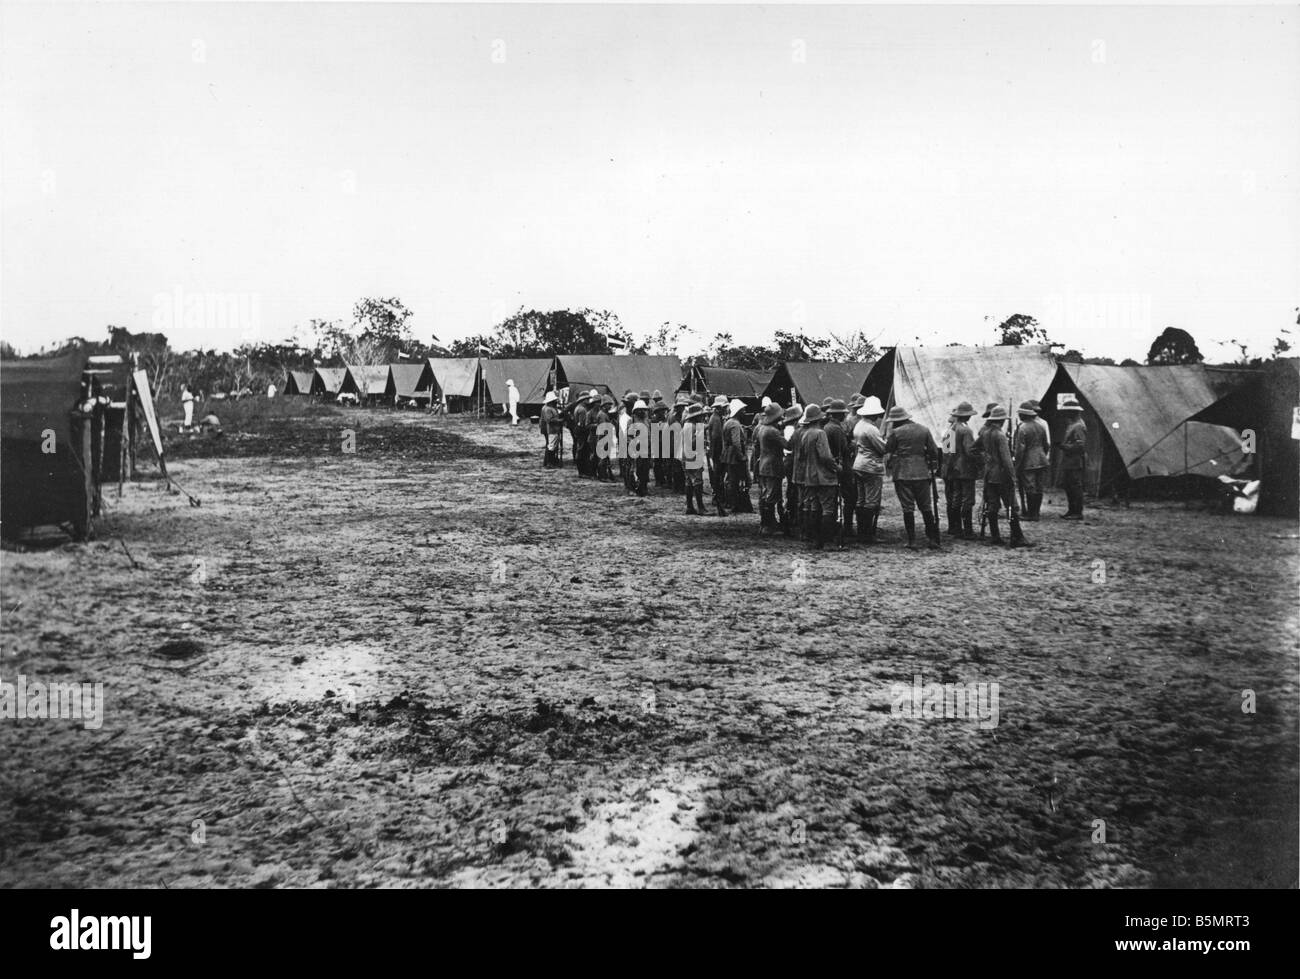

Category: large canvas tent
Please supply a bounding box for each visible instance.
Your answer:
[1,354,99,540]
[386,364,432,406]
[310,367,346,397]
[678,366,774,409]
[551,355,683,403]
[284,370,314,395]
[762,361,875,409]
[424,358,484,413]
[340,365,390,403]
[863,345,1058,438]
[1189,359,1298,516]
[1042,362,1249,496]
[479,358,552,416]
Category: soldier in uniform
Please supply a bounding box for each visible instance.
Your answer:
[754,402,788,537]
[821,399,849,547]
[980,405,1032,547]
[1014,400,1049,520]
[883,405,941,549]
[650,393,670,487]
[1059,394,1087,519]
[592,396,616,482]
[706,395,729,516]
[851,396,887,544]
[680,402,708,515]
[629,399,653,497]
[780,405,802,537]
[945,402,979,539]
[619,391,637,492]
[792,403,841,549]
[540,391,562,468]
[570,392,591,477]
[721,399,750,515]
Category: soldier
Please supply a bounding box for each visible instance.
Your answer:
[781,405,803,537]
[629,399,653,497]
[945,402,979,539]
[842,395,865,536]
[1059,394,1087,519]
[980,405,1032,547]
[793,403,841,550]
[818,399,848,547]
[540,391,562,468]
[575,391,597,477]
[721,399,751,515]
[651,393,670,487]
[823,399,854,544]
[851,396,887,544]
[706,395,729,516]
[754,402,788,537]
[619,391,637,492]
[1014,401,1049,520]
[593,396,616,481]
[680,402,708,515]
[883,405,941,550]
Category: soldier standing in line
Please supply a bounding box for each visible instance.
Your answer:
[753,402,788,537]
[721,399,750,515]
[705,395,729,516]
[821,399,849,547]
[629,399,653,498]
[569,392,590,477]
[979,405,1032,547]
[650,393,670,487]
[780,405,802,537]
[618,391,637,492]
[680,403,708,515]
[793,403,841,550]
[944,402,978,539]
[592,396,615,482]
[841,395,865,537]
[851,396,887,544]
[883,405,941,550]
[540,391,562,468]
[1014,401,1050,520]
[1059,394,1087,519]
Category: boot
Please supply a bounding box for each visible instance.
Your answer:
[828,513,844,551]
[686,491,698,515]
[1009,516,1034,548]
[856,507,871,543]
[946,506,958,537]
[867,509,880,545]
[922,510,941,549]
[843,499,855,536]
[1033,493,1044,520]
[694,486,706,516]
[986,511,1003,545]
[961,508,976,540]
[903,511,918,549]
[778,500,791,537]
[758,502,773,536]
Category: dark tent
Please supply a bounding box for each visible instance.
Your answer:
[763,361,875,409]
[386,364,432,406]
[340,365,390,404]
[284,370,314,395]
[677,366,774,408]
[1,354,98,540]
[1189,359,1298,517]
[310,368,347,397]
[423,358,484,413]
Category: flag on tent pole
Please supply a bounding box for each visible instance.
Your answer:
[398,349,411,360]
[799,335,815,359]
[606,335,628,353]
[429,334,441,343]
[477,343,491,355]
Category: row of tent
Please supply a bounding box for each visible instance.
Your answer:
[283,348,1293,514]
[3,347,1295,541]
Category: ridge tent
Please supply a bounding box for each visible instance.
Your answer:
[284,370,314,396]
[386,364,432,406]
[1188,359,1298,517]
[678,366,774,409]
[424,358,483,413]
[479,358,552,416]
[550,355,683,404]
[1041,362,1248,497]
[310,367,347,397]
[340,365,390,404]
[863,345,1058,438]
[84,354,135,481]
[763,361,875,410]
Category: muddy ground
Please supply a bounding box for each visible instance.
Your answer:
[1,403,1296,888]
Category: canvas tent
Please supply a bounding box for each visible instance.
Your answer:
[284,370,314,395]
[479,358,553,416]
[862,345,1058,439]
[678,366,774,409]
[1,354,100,540]
[1041,362,1249,497]
[763,361,875,410]
[386,364,432,406]
[1188,360,1298,516]
[551,355,683,404]
[424,358,483,413]
[310,367,346,397]
[340,365,390,403]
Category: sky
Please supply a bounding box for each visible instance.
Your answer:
[3,2,1297,362]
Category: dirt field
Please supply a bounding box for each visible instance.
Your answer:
[2,403,1297,888]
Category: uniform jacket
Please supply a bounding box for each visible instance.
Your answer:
[679,421,706,470]
[755,423,788,477]
[706,411,727,464]
[795,424,839,486]
[885,420,939,481]
[786,426,806,481]
[721,417,747,465]
[1060,418,1088,471]
[947,421,978,479]
[824,417,847,467]
[540,404,560,436]
[1014,419,1050,471]
[979,425,1015,484]
[851,419,886,475]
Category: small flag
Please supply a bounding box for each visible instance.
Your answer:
[398,350,411,360]
[477,343,491,355]
[606,335,628,351]
[430,334,441,343]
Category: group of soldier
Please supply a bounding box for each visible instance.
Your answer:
[537,385,1088,551]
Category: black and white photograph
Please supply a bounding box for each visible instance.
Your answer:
[1,0,1297,919]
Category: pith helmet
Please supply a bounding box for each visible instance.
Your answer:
[712,395,729,408]
[857,396,885,417]
[987,405,1009,422]
[1017,400,1037,417]
[633,399,649,412]
[781,405,803,424]
[728,398,746,417]
[802,404,825,424]
[886,405,911,423]
[761,403,782,423]
[827,398,848,415]
[1059,394,1084,412]
[543,391,558,404]
[952,401,976,418]
[982,402,999,418]
[684,403,705,421]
